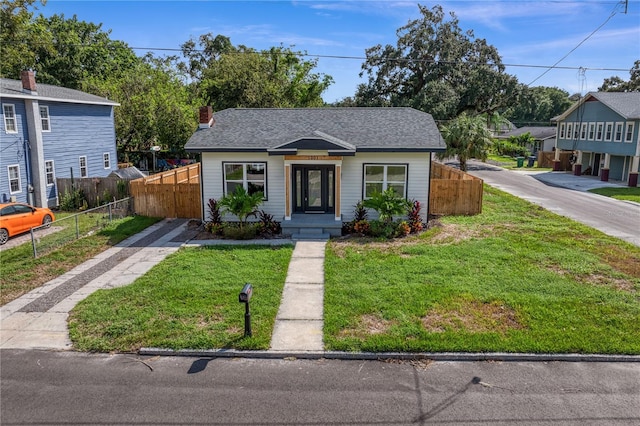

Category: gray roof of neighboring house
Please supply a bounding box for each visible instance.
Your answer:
[553,91,640,121]
[0,78,119,106]
[185,107,446,152]
[498,126,556,140]
[109,167,146,180]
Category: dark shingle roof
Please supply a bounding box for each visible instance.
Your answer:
[0,78,118,106]
[498,126,556,140]
[553,91,640,121]
[185,107,445,152]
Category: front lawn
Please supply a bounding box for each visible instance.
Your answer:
[69,245,293,352]
[588,186,640,203]
[324,186,640,354]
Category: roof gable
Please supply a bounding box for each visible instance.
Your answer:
[0,78,119,106]
[553,92,640,121]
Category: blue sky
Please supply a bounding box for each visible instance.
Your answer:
[42,0,640,103]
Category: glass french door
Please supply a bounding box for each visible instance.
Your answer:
[293,165,334,213]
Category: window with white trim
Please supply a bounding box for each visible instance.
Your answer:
[573,123,579,139]
[39,106,50,132]
[45,160,55,186]
[103,153,111,169]
[559,123,566,139]
[566,123,573,140]
[614,123,623,142]
[604,122,613,141]
[580,123,587,140]
[79,156,88,178]
[223,162,266,198]
[624,122,634,143]
[588,123,595,140]
[596,123,604,141]
[8,165,21,193]
[363,164,407,198]
[3,104,17,133]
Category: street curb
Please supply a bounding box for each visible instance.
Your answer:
[139,348,640,362]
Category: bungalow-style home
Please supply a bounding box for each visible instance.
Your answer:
[1,71,119,207]
[185,107,446,238]
[497,126,557,154]
[552,92,640,186]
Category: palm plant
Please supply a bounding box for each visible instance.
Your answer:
[437,113,493,172]
[362,188,412,224]
[218,186,264,230]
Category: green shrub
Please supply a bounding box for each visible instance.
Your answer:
[59,187,86,211]
[222,222,259,240]
[492,139,529,157]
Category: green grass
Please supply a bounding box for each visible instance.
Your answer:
[324,186,640,354]
[588,187,640,203]
[0,215,160,305]
[69,245,293,352]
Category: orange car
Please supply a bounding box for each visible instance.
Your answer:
[0,202,55,245]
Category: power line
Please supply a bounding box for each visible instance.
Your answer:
[123,45,631,73]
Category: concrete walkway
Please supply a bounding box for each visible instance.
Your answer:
[270,241,326,351]
[0,219,188,350]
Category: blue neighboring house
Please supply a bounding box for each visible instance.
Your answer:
[552,91,640,186]
[0,71,119,207]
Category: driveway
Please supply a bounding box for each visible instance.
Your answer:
[463,161,640,247]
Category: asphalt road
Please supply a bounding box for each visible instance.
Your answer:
[465,162,640,247]
[1,349,639,425]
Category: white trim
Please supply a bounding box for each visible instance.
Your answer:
[573,122,579,140]
[595,122,604,141]
[45,160,55,186]
[103,152,111,169]
[2,103,17,133]
[39,105,51,132]
[0,93,119,106]
[604,122,613,142]
[7,164,21,194]
[566,123,573,140]
[79,156,88,178]
[222,162,267,199]
[588,123,595,140]
[624,122,634,143]
[580,123,587,140]
[559,123,566,139]
[614,122,624,142]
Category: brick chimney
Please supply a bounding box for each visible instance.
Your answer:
[21,70,37,94]
[199,106,214,129]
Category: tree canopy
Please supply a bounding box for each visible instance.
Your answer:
[181,33,333,109]
[599,60,640,92]
[507,86,573,125]
[355,4,520,121]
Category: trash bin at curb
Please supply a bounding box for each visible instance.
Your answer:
[527,156,536,168]
[516,157,525,168]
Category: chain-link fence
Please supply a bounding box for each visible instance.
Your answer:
[29,198,133,258]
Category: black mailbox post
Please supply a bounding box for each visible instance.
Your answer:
[239,283,253,337]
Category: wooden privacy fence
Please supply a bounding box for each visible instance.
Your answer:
[56,176,129,208]
[537,151,572,170]
[130,163,202,219]
[429,162,483,216]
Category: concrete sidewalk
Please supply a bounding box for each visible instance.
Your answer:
[0,219,188,350]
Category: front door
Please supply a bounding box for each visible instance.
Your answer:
[593,153,601,176]
[293,165,335,213]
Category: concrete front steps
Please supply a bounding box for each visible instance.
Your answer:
[281,214,342,241]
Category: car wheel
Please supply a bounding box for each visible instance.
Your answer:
[0,229,8,245]
[42,215,53,228]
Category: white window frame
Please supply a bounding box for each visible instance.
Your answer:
[39,105,51,132]
[614,122,623,142]
[559,123,566,139]
[573,122,579,139]
[580,123,587,140]
[566,123,573,140]
[624,122,634,143]
[222,162,267,199]
[363,164,408,199]
[604,122,613,141]
[45,160,55,186]
[103,152,111,169]
[8,164,21,194]
[3,104,17,133]
[588,123,595,140]
[596,122,604,141]
[79,156,88,178]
